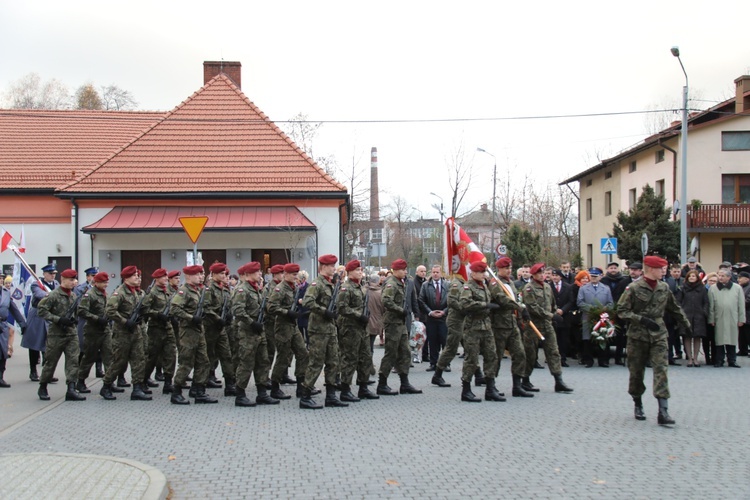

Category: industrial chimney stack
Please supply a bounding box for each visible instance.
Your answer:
[370,147,380,221]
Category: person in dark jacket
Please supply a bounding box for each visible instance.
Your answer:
[418,265,448,370]
[22,263,59,382]
[612,262,643,365]
[676,270,709,366]
[737,271,750,356]
[550,269,574,367]
[414,265,428,361]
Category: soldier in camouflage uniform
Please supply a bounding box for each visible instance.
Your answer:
[300,254,346,409]
[203,263,236,395]
[457,261,504,402]
[488,257,533,398]
[263,264,285,370]
[168,265,217,405]
[141,268,177,395]
[617,255,691,425]
[431,272,466,388]
[267,263,309,400]
[336,260,379,402]
[37,268,86,402]
[76,271,112,395]
[378,258,422,396]
[230,261,278,407]
[520,263,573,394]
[98,266,151,401]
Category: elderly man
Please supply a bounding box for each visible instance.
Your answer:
[708,269,746,368]
[577,267,614,367]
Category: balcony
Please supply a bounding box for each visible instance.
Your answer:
[688,204,750,233]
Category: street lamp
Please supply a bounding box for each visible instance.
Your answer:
[672,46,688,265]
[477,147,497,258]
[429,192,445,220]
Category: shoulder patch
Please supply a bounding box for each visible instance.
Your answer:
[386,284,393,288]
[113,292,118,296]
[451,283,458,288]
[274,287,280,292]
[489,279,497,286]
[311,282,317,286]
[464,286,469,289]
[178,290,185,295]
[237,288,244,293]
[83,293,89,297]
[341,287,347,291]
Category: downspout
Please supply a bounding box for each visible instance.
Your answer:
[339,199,350,259]
[71,198,79,270]
[660,140,678,221]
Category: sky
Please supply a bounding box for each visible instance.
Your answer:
[2,1,749,219]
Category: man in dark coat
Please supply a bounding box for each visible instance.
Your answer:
[418,264,448,371]
[21,263,58,382]
[550,269,574,367]
[1,278,27,387]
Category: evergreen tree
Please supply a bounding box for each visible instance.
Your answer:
[503,224,541,265]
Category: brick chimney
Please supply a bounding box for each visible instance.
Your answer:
[203,61,242,89]
[734,75,750,113]
[370,147,380,221]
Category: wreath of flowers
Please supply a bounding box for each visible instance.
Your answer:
[591,312,616,348]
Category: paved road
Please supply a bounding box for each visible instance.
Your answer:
[1,331,749,499]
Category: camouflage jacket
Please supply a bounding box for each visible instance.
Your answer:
[381,275,406,326]
[171,284,204,334]
[521,280,555,322]
[141,284,173,332]
[78,285,110,335]
[488,277,524,330]
[459,279,492,332]
[446,276,467,332]
[231,280,263,333]
[38,286,78,336]
[105,284,146,335]
[204,281,231,329]
[268,280,297,327]
[617,278,691,341]
[336,278,366,329]
[302,274,336,334]
[262,281,279,334]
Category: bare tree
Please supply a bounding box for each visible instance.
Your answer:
[75,83,103,110]
[281,112,337,177]
[3,72,71,109]
[445,141,474,219]
[386,195,417,262]
[100,84,138,110]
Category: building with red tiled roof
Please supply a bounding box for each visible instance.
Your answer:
[0,61,349,279]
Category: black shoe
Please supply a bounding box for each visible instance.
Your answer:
[668,359,681,366]
[358,384,379,400]
[458,353,465,359]
[598,362,610,368]
[194,385,219,404]
[95,361,105,378]
[444,364,451,372]
[234,388,256,407]
[171,387,190,405]
[256,385,280,405]
[0,378,10,388]
[38,383,50,401]
[554,374,573,393]
[657,398,675,425]
[224,380,238,397]
[633,397,646,421]
[154,369,165,382]
[399,374,422,394]
[110,384,125,393]
[206,379,222,389]
[376,374,398,395]
[615,359,625,366]
[585,359,594,368]
[561,360,570,368]
[474,370,486,387]
[100,383,116,400]
[461,381,481,402]
[534,361,543,369]
[339,384,360,402]
[426,364,436,372]
[512,375,533,397]
[50,377,58,383]
[76,379,91,394]
[30,368,40,382]
[270,381,291,400]
[714,363,723,368]
[141,384,153,395]
[281,373,297,385]
[324,385,349,407]
[521,377,540,392]
[162,377,175,395]
[145,378,159,388]
[117,375,131,388]
[131,383,153,401]
[484,379,506,402]
[65,382,86,401]
[299,386,323,409]
[728,363,741,368]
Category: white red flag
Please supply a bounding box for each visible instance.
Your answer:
[10,226,31,320]
[0,227,12,253]
[444,217,486,280]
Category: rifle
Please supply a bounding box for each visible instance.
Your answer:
[289,284,304,314]
[361,288,371,324]
[127,279,155,328]
[256,284,271,324]
[59,292,84,326]
[219,289,232,324]
[326,273,342,316]
[195,285,206,321]
[488,269,544,341]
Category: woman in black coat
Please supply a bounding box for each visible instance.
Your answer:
[677,270,709,366]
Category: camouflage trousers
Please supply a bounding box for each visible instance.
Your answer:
[174,327,210,387]
[265,317,277,365]
[436,322,463,371]
[379,323,411,377]
[627,336,669,399]
[338,324,371,386]
[462,328,498,383]
[204,321,235,381]
[523,319,562,377]
[78,329,112,380]
[304,331,339,389]
[144,325,176,380]
[103,329,145,385]
[41,334,80,385]
[493,324,526,378]
[271,323,308,383]
[235,326,270,390]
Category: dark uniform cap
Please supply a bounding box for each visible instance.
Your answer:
[588,267,603,276]
[60,269,77,279]
[738,271,750,279]
[628,262,643,270]
[84,267,99,275]
[41,264,57,273]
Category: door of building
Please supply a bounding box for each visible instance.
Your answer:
[121,250,161,287]
[200,249,227,275]
[251,249,289,274]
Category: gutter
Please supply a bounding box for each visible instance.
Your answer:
[659,140,678,221]
[71,198,79,270]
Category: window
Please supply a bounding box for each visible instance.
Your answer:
[586,244,593,267]
[655,149,665,163]
[586,179,593,187]
[604,171,612,179]
[722,174,750,203]
[371,228,382,242]
[655,179,665,197]
[629,188,637,210]
[585,198,592,220]
[604,191,612,216]
[723,238,750,263]
[629,161,637,173]
[721,131,750,151]
[423,241,438,254]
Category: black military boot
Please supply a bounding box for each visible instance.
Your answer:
[95,360,105,378]
[224,378,238,397]
[170,386,190,405]
[141,381,153,395]
[324,384,349,407]
[512,375,534,397]
[376,373,398,395]
[270,381,291,400]
[299,385,323,410]
[206,377,222,389]
[110,383,125,393]
[188,385,198,398]
[76,379,91,394]
[117,374,131,388]
[38,382,50,401]
[474,368,486,387]
[145,378,159,388]
[431,367,451,387]
[256,384,280,405]
[334,373,342,391]
[281,370,297,385]
[484,378,506,402]
[154,366,165,381]
[553,374,574,393]
[633,396,646,421]
[131,383,153,401]
[194,384,218,404]
[296,377,305,398]
[235,387,256,407]
[657,398,675,425]
[0,371,9,388]
[399,373,422,394]
[339,383,361,402]
[30,367,40,382]
[358,383,379,400]
[521,376,540,392]
[66,382,86,401]
[162,376,175,395]
[461,380,481,402]
[100,383,116,400]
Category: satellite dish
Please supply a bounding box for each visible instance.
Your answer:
[690,236,699,256]
[305,236,317,259]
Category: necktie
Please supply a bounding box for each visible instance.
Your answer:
[556,283,561,293]
[593,284,598,290]
[435,282,441,303]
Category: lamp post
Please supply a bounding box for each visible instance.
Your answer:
[477,147,497,258]
[429,192,445,220]
[671,46,688,265]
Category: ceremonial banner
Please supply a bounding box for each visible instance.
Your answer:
[10,226,32,321]
[0,227,13,253]
[444,217,486,280]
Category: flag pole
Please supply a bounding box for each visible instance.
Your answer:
[8,244,50,292]
[488,268,545,341]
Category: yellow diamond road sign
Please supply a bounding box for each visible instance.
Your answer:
[179,216,209,244]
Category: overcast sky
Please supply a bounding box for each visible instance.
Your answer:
[2,1,749,219]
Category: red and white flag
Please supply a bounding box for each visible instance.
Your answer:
[444,217,486,280]
[0,227,13,253]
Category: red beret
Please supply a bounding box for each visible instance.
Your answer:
[530,263,546,275]
[182,265,204,276]
[168,270,181,279]
[284,263,300,273]
[209,263,228,274]
[495,257,512,269]
[391,259,408,271]
[238,262,261,275]
[345,259,361,272]
[121,265,139,279]
[318,254,338,266]
[643,256,668,268]
[151,268,167,278]
[270,264,285,274]
[470,261,487,273]
[93,271,109,283]
[60,269,78,279]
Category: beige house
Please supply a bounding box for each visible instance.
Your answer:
[561,75,750,270]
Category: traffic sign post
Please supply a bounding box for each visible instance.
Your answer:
[179,216,209,263]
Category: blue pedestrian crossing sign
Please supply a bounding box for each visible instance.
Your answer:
[600,237,618,254]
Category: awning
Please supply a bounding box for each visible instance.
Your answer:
[82,206,316,233]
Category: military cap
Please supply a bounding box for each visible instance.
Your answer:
[495,257,512,269]
[530,263,546,275]
[209,263,228,274]
[121,265,139,278]
[284,263,300,273]
[151,268,168,278]
[344,259,361,272]
[738,271,750,279]
[168,270,181,279]
[238,262,261,275]
[270,264,285,274]
[84,266,99,275]
[391,259,407,270]
[687,256,697,263]
[60,269,77,279]
[470,261,487,273]
[643,256,667,269]
[182,265,204,276]
[93,272,110,283]
[41,264,57,273]
[318,254,338,266]
[588,267,603,276]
